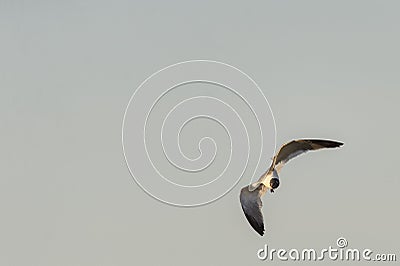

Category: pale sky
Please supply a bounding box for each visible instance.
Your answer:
[1,1,399,265]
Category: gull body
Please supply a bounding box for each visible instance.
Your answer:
[240,139,343,236]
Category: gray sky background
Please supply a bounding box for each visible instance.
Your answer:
[1,1,399,265]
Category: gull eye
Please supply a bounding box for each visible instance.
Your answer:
[270,178,280,189]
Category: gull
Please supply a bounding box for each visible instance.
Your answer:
[240,139,343,236]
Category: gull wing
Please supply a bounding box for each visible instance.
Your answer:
[273,139,343,172]
[239,184,268,236]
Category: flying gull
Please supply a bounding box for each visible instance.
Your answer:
[240,139,343,236]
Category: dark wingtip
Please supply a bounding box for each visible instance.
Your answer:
[331,140,344,147]
[255,224,265,236]
[329,140,344,147]
[243,211,265,236]
[306,139,344,148]
[254,224,265,236]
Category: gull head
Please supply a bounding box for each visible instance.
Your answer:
[269,178,280,193]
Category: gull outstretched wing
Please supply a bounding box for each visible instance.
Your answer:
[240,184,268,236]
[273,139,343,172]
